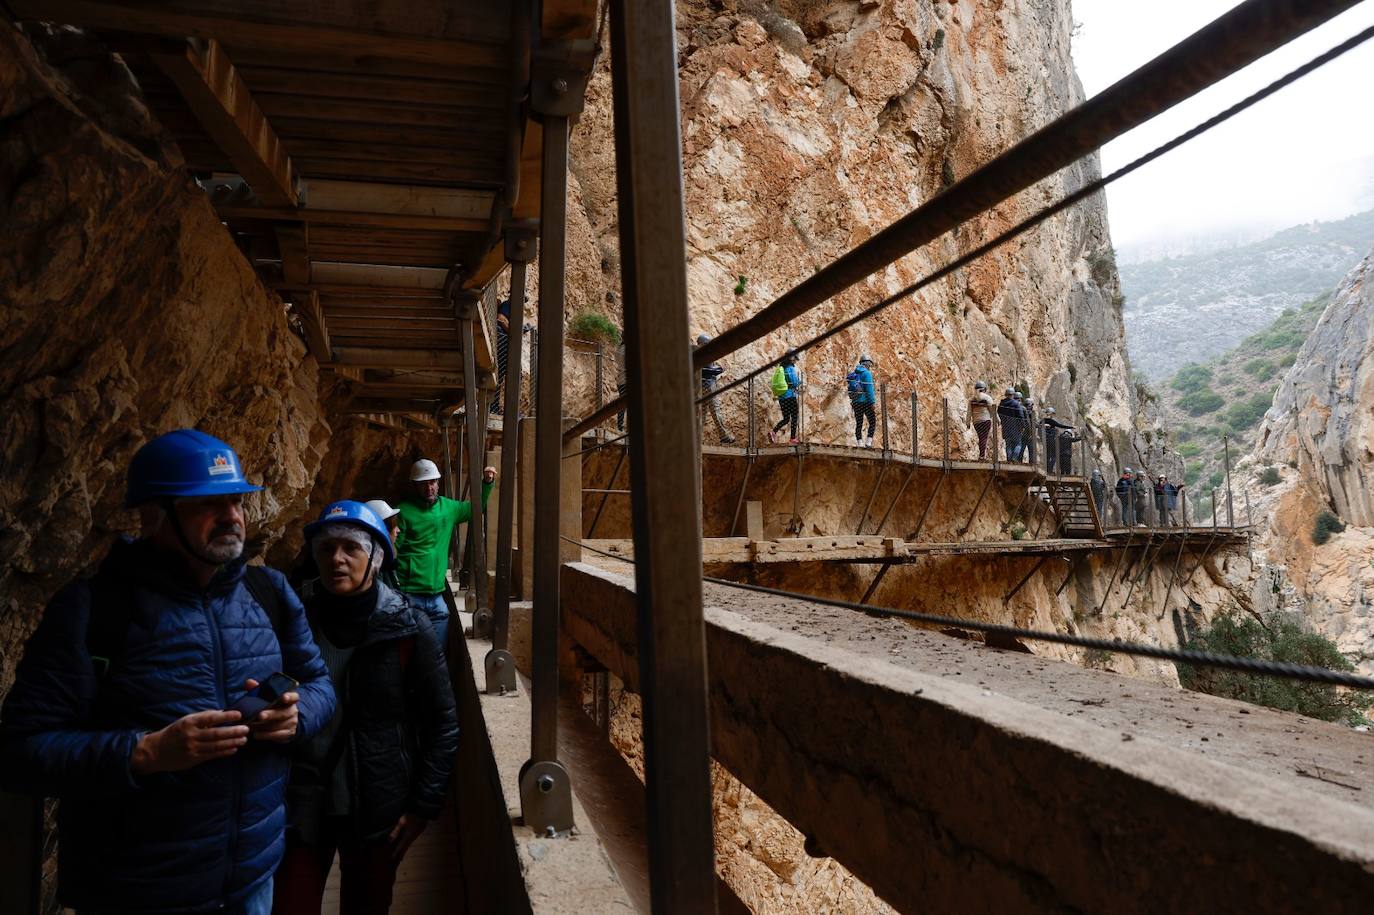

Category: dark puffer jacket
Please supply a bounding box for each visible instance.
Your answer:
[288,581,458,843]
[0,537,335,913]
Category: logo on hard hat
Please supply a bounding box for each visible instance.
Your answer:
[327,505,347,517]
[207,454,235,476]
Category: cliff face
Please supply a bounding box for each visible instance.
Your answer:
[0,27,424,693]
[565,0,1135,460]
[1251,247,1374,673]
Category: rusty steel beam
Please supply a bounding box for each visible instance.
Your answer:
[609,0,718,909]
[565,0,1362,441]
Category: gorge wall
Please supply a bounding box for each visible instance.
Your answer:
[561,0,1141,466]
[1249,246,1374,674]
[0,25,422,693]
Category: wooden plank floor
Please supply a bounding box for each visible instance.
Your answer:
[320,801,464,914]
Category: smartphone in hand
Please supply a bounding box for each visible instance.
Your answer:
[230,672,299,721]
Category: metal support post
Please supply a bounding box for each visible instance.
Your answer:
[942,396,950,467]
[747,374,757,454]
[489,229,534,693]
[1096,527,1134,617]
[880,382,890,454]
[519,106,576,833]
[1004,554,1051,603]
[788,452,805,535]
[1211,488,1219,527]
[595,342,606,441]
[856,456,888,535]
[529,329,540,416]
[459,301,491,637]
[609,1,717,906]
[911,392,919,462]
[1224,435,1235,527]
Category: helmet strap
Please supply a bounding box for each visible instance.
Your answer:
[161,498,222,568]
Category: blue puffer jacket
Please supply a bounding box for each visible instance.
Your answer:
[0,537,335,913]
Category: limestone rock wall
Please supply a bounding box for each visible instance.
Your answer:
[563,0,1135,463]
[0,26,420,693]
[1248,248,1374,674]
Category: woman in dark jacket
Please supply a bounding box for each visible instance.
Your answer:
[274,501,459,915]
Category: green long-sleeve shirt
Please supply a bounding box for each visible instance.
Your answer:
[394,483,493,594]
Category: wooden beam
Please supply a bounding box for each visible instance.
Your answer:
[328,365,365,382]
[360,412,408,431]
[289,290,330,362]
[330,346,462,370]
[207,176,492,232]
[148,39,296,207]
[309,263,448,290]
[9,1,509,68]
[275,223,309,285]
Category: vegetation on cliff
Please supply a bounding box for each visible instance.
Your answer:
[1179,609,1368,725]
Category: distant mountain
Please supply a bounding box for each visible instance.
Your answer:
[1121,209,1374,380]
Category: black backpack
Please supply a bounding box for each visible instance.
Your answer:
[87,565,287,679]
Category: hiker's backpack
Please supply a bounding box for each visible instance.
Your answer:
[846,370,863,397]
[770,365,790,397]
[87,565,288,680]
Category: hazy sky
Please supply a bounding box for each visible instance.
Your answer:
[1071,1,1374,256]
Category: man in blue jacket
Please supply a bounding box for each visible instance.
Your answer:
[0,429,335,915]
[849,354,877,448]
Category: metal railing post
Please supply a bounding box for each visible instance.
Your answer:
[609,0,718,907]
[911,392,919,461]
[489,229,534,693]
[880,382,890,454]
[1224,435,1235,527]
[942,396,950,468]
[460,302,491,637]
[747,375,756,454]
[1212,488,1219,528]
[595,341,606,442]
[520,106,574,832]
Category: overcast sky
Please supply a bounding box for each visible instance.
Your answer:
[1071,1,1374,258]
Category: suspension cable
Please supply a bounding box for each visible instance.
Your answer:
[562,536,1374,691]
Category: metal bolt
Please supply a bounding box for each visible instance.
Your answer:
[494,656,505,669]
[545,825,557,838]
[538,774,555,793]
[552,77,569,95]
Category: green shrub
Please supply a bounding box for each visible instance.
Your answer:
[1178,388,1224,416]
[568,310,621,344]
[1258,466,1281,487]
[1206,470,1225,491]
[1177,441,1202,458]
[1312,510,1346,545]
[1222,391,1272,430]
[1242,358,1275,379]
[1277,351,1298,368]
[1088,247,1118,287]
[1178,609,1366,725]
[1171,363,1213,394]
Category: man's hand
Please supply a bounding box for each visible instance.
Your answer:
[482,466,497,484]
[244,678,300,743]
[130,710,249,775]
[388,813,428,862]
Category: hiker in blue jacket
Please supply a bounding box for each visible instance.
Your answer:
[696,333,736,445]
[0,429,334,915]
[768,353,802,444]
[848,354,878,448]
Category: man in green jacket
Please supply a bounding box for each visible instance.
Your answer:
[395,458,496,647]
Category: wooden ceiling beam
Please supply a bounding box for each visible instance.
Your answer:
[8,1,509,68]
[208,176,492,233]
[307,263,449,290]
[289,290,331,363]
[148,39,296,207]
[330,347,463,371]
[274,223,309,285]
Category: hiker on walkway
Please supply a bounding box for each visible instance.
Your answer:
[996,388,1024,462]
[1154,475,1184,527]
[1090,468,1108,520]
[768,353,801,444]
[395,458,496,648]
[275,501,459,915]
[849,354,878,448]
[968,380,994,459]
[1041,407,1074,474]
[1022,397,1037,464]
[0,429,335,915]
[1134,471,1152,526]
[365,499,402,588]
[696,334,736,445]
[1115,468,1137,526]
[1056,424,1081,475]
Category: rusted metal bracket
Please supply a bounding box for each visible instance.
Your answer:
[1004,554,1051,604]
[873,464,916,537]
[530,39,598,118]
[519,759,575,836]
[484,648,518,695]
[1095,527,1134,618]
[787,451,805,535]
[907,465,948,542]
[958,468,997,537]
[1056,557,1079,596]
[856,454,889,535]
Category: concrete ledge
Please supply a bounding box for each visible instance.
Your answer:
[455,634,634,913]
[562,562,1374,913]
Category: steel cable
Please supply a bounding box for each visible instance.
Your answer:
[562,536,1374,691]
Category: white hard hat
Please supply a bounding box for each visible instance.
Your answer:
[365,499,400,521]
[410,459,441,482]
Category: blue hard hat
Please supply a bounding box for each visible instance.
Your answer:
[125,429,263,508]
[304,499,395,569]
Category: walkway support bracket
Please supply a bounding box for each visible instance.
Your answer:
[488,225,535,694]
[609,0,719,908]
[519,109,574,834]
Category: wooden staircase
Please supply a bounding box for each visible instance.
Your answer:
[1030,476,1104,538]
